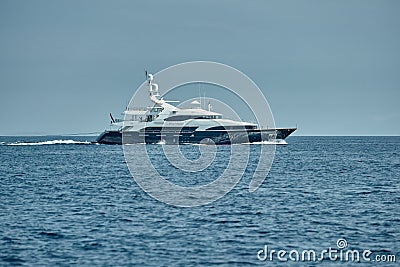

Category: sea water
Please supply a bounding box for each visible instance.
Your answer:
[0,136,399,266]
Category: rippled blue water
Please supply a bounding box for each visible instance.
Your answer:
[0,136,399,266]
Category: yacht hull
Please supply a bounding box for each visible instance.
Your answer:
[96,128,296,145]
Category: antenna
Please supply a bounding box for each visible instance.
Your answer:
[203,92,205,110]
[198,83,201,109]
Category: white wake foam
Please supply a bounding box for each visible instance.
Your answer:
[242,140,288,145]
[8,140,91,146]
[192,140,289,146]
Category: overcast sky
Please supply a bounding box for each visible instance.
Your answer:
[0,0,399,135]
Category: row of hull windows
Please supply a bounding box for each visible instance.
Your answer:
[128,115,222,122]
[206,125,257,130]
[164,115,222,121]
[121,126,256,132]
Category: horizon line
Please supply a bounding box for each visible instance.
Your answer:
[0,134,399,137]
